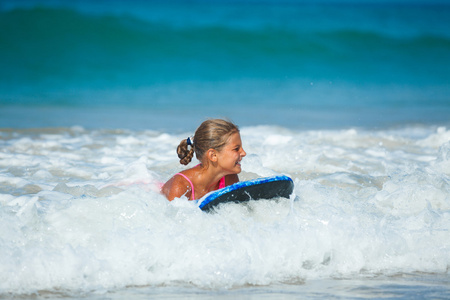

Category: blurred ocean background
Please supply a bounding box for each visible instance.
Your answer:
[0,0,449,130]
[0,0,449,299]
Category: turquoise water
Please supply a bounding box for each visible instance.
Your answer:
[0,0,449,130]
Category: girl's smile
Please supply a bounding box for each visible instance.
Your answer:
[217,132,246,174]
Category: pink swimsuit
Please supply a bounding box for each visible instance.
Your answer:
[175,173,225,200]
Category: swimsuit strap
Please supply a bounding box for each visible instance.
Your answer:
[175,173,195,200]
[219,176,226,189]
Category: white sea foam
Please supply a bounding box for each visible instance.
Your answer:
[0,125,449,296]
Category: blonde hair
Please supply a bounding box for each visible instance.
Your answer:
[177,119,239,165]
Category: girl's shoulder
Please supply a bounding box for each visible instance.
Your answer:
[162,170,196,200]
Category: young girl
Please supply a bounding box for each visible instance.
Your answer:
[162,119,246,201]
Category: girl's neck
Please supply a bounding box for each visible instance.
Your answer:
[195,164,225,192]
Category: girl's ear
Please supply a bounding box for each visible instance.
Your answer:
[206,148,217,162]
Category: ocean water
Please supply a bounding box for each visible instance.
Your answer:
[1,125,449,299]
[1,0,449,130]
[1,0,450,299]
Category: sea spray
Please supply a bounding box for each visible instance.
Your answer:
[1,125,449,296]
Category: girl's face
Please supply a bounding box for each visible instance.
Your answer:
[216,132,246,174]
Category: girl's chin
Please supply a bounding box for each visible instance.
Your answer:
[223,163,242,174]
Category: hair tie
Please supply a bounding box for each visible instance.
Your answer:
[186,136,194,147]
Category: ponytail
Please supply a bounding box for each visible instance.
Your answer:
[177,138,195,165]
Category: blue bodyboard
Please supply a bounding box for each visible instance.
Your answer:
[197,175,294,211]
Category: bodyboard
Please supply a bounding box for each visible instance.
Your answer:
[197,175,294,211]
